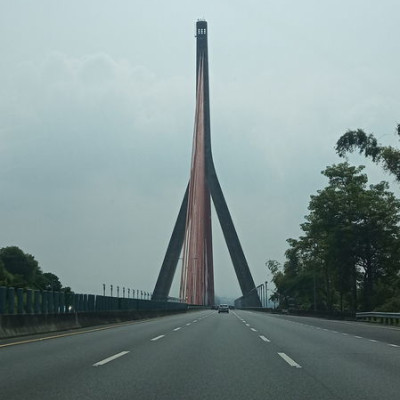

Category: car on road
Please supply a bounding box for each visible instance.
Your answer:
[218,304,229,313]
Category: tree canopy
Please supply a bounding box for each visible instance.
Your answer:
[268,163,400,313]
[0,246,68,291]
[335,125,400,180]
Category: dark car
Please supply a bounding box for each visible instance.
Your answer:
[218,304,229,313]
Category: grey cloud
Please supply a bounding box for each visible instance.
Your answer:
[1,1,400,297]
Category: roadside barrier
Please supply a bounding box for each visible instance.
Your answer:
[0,286,188,339]
[0,286,186,315]
[356,312,400,326]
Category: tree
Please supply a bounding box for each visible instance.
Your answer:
[265,259,280,276]
[335,125,400,180]
[42,272,63,291]
[274,163,400,313]
[265,259,284,305]
[310,164,400,311]
[0,246,40,287]
[303,164,369,312]
[0,246,67,291]
[0,259,13,286]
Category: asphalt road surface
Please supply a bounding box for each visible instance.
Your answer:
[1,310,399,399]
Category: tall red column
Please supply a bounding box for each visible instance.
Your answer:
[152,20,261,308]
[180,52,214,306]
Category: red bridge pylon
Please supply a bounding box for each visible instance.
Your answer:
[152,20,261,307]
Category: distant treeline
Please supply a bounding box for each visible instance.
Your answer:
[0,246,70,292]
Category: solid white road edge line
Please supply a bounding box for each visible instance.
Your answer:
[278,352,302,368]
[259,335,270,342]
[93,351,130,367]
[151,335,165,341]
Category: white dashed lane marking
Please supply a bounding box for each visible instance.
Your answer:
[151,335,165,341]
[278,352,302,368]
[93,351,130,367]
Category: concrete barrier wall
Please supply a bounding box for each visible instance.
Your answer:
[0,307,188,339]
[0,286,188,338]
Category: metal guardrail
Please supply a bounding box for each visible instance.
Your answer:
[356,312,400,325]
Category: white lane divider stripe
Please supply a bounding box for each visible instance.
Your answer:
[278,352,302,368]
[250,328,257,332]
[151,335,165,341]
[93,351,130,367]
[186,323,191,326]
[173,327,182,331]
[389,344,399,348]
[245,324,250,327]
[259,335,270,342]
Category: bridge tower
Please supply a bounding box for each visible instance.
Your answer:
[152,20,261,307]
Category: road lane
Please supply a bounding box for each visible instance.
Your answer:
[95,309,329,400]
[256,312,400,345]
[234,310,400,400]
[0,310,399,399]
[0,311,212,396]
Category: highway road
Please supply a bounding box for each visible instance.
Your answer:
[1,310,399,399]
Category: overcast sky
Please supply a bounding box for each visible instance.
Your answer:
[1,1,400,299]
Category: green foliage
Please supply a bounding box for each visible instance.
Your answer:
[0,246,39,287]
[0,259,14,286]
[42,272,63,291]
[265,259,280,275]
[336,129,380,160]
[0,246,67,291]
[335,125,400,180]
[273,163,400,313]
